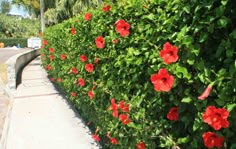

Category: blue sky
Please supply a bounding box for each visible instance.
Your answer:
[0,0,29,16]
[10,5,29,16]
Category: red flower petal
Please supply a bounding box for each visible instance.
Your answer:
[88,91,94,99]
[160,42,179,64]
[92,134,100,142]
[198,85,212,100]
[119,114,131,125]
[202,106,229,130]
[202,132,224,148]
[136,141,146,149]
[115,19,130,37]
[150,68,174,92]
[102,5,111,12]
[95,36,105,49]
[167,107,178,121]
[85,63,94,73]
[80,54,87,62]
[84,13,92,21]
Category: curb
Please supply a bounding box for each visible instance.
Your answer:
[0,48,40,149]
[5,48,40,97]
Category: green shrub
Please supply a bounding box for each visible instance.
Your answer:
[41,0,236,148]
[0,38,27,47]
[0,14,40,38]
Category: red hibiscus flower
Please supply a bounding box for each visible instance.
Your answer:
[102,5,111,12]
[85,63,94,73]
[198,84,213,100]
[49,47,54,53]
[160,42,179,64]
[60,54,67,60]
[202,132,224,148]
[78,78,85,86]
[92,134,100,142]
[112,39,119,44]
[167,107,178,121]
[150,68,174,92]
[80,54,87,62]
[95,36,105,49]
[88,91,94,99]
[43,40,48,45]
[119,100,129,112]
[136,142,146,149]
[45,65,52,71]
[57,78,62,82]
[49,55,54,61]
[71,92,76,97]
[71,27,76,35]
[202,106,229,130]
[119,114,131,125]
[109,137,118,145]
[50,78,54,82]
[84,13,92,21]
[72,67,78,74]
[115,19,130,37]
[110,98,118,118]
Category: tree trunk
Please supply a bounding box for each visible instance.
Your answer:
[40,0,45,32]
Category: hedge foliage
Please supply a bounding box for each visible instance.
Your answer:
[0,14,40,38]
[0,38,27,47]
[41,0,236,148]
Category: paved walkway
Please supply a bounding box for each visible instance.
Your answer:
[4,57,100,149]
[0,86,9,139]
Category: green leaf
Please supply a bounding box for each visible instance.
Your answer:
[183,6,190,14]
[150,65,159,71]
[177,136,190,144]
[215,98,225,106]
[193,118,201,132]
[230,144,236,149]
[174,65,191,80]
[217,16,228,28]
[215,6,225,17]
[128,122,143,130]
[226,104,236,112]
[143,13,155,20]
[187,59,195,65]
[221,0,228,6]
[217,68,226,77]
[230,29,236,39]
[181,97,192,103]
[183,36,193,46]
[226,50,234,58]
[199,32,208,43]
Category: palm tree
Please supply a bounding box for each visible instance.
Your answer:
[12,0,55,16]
[44,0,102,25]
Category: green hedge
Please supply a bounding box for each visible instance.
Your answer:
[0,38,27,48]
[0,14,40,38]
[41,0,236,148]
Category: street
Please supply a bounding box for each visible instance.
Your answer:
[0,48,32,63]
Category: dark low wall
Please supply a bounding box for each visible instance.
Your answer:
[5,49,40,95]
[15,49,40,87]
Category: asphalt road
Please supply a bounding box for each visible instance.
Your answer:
[0,48,32,63]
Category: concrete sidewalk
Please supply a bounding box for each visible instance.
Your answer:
[4,57,100,149]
